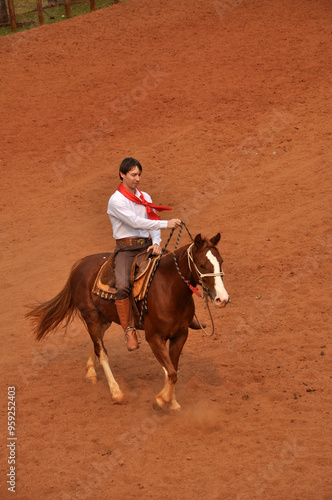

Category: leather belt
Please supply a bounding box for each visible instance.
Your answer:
[116,237,150,247]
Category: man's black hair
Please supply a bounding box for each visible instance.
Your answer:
[119,158,142,180]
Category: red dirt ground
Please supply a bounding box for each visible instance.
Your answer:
[1,0,331,498]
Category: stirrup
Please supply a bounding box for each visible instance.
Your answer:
[124,326,141,343]
[124,327,141,352]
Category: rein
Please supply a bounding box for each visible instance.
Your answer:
[136,223,178,328]
[172,223,202,298]
[136,221,217,336]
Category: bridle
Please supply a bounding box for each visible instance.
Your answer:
[172,231,225,336]
[184,242,225,336]
[136,222,224,335]
[170,224,225,299]
[187,243,224,297]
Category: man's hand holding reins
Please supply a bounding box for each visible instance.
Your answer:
[147,243,162,255]
[147,220,181,255]
[167,219,182,229]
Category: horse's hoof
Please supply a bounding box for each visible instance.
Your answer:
[169,408,182,416]
[169,401,181,414]
[153,397,167,411]
[86,376,97,385]
[152,401,162,412]
[169,406,182,416]
[113,394,127,405]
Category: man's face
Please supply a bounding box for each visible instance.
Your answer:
[121,166,141,193]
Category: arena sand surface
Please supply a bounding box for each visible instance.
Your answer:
[0,0,331,498]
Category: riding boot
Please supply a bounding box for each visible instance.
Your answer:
[189,317,206,329]
[115,297,140,351]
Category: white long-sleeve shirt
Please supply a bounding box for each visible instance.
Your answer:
[107,189,168,245]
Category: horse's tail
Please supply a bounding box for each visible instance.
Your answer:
[26,261,80,341]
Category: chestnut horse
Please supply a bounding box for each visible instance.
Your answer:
[26,233,229,411]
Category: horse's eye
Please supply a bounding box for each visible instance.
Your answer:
[199,264,206,270]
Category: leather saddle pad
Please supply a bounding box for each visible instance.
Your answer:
[92,253,116,300]
[92,250,159,301]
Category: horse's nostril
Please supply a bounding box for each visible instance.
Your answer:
[214,296,230,308]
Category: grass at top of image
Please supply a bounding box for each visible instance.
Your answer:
[0,0,129,36]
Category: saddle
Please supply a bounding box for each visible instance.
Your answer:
[92,250,160,301]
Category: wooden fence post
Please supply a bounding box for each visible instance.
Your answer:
[36,0,44,25]
[7,0,17,32]
[64,0,71,18]
[90,0,96,11]
[0,0,9,25]
[114,0,120,4]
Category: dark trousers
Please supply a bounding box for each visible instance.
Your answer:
[114,239,152,300]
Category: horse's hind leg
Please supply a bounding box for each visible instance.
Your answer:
[83,310,125,404]
[86,321,110,384]
[86,345,97,384]
[98,339,125,404]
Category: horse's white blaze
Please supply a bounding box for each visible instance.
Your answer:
[206,250,229,303]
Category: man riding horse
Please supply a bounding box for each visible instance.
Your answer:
[107,157,203,351]
[26,172,229,407]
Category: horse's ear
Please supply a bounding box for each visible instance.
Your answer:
[194,234,204,248]
[210,233,221,246]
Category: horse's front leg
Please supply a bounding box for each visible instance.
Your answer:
[146,333,180,411]
[167,331,189,412]
[156,367,180,413]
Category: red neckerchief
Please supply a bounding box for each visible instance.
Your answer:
[117,183,172,221]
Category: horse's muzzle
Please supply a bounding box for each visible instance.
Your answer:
[213,296,230,308]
